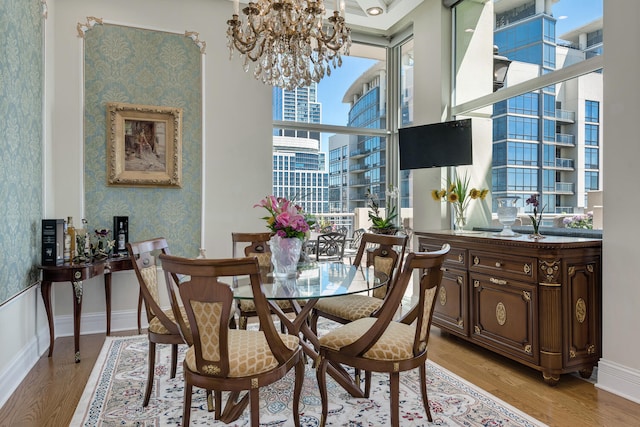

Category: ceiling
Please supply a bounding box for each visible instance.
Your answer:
[340,0,425,34]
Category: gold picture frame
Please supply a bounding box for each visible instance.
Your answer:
[106,102,183,187]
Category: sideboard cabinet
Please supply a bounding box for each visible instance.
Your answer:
[416,230,602,385]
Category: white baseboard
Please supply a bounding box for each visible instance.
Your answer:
[596,358,640,404]
[0,323,50,409]
[55,308,147,336]
[0,307,144,409]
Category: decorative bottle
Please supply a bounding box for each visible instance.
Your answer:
[117,222,126,252]
[63,219,71,263]
[67,216,76,263]
[82,219,91,257]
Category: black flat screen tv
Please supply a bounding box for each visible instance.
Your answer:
[398,118,473,170]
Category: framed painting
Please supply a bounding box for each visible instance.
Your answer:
[106,102,183,187]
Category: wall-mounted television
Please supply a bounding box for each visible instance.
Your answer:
[398,118,473,170]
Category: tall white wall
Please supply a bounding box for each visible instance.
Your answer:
[597,0,640,403]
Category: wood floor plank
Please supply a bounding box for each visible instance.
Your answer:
[0,328,638,427]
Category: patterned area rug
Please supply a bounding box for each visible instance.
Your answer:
[71,333,547,426]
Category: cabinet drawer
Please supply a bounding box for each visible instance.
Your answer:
[469,250,535,282]
[433,267,469,337]
[470,273,539,365]
[419,241,467,269]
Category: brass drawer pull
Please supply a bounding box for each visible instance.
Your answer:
[495,261,502,267]
[490,277,507,285]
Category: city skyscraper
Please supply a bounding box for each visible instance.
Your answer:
[329,62,388,213]
[492,0,603,214]
[272,85,328,214]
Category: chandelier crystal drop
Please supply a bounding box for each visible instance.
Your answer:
[227,0,351,90]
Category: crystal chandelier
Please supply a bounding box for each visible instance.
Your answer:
[227,0,351,90]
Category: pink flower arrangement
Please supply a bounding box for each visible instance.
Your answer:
[254,196,313,239]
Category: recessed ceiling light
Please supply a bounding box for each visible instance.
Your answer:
[367,6,384,16]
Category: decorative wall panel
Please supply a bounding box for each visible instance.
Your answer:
[83,23,202,257]
[0,0,44,304]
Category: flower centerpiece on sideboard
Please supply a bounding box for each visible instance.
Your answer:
[526,194,546,239]
[255,195,313,277]
[431,171,488,231]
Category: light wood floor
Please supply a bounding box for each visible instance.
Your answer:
[1,328,638,427]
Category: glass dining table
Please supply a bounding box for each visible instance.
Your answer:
[233,261,389,397]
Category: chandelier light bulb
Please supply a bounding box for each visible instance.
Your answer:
[227,0,351,90]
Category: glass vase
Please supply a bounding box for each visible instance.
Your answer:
[269,235,302,278]
[496,196,520,237]
[453,205,467,232]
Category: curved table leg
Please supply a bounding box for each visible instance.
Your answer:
[41,281,54,357]
[268,298,366,398]
[72,280,83,363]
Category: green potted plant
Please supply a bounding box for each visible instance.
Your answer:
[366,187,399,234]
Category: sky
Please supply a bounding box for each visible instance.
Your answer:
[312,0,603,152]
[316,55,378,151]
[552,0,603,36]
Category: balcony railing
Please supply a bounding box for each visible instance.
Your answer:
[349,178,370,186]
[555,133,575,146]
[555,182,574,193]
[349,146,372,158]
[555,206,575,214]
[555,158,574,169]
[555,109,576,123]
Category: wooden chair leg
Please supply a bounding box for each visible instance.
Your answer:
[170,344,178,378]
[364,370,372,397]
[316,358,329,427]
[143,341,155,407]
[206,390,214,412]
[215,391,222,420]
[390,372,400,427]
[239,315,247,330]
[249,389,260,427]
[183,381,193,427]
[419,363,433,422]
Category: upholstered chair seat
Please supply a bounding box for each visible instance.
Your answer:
[310,233,408,333]
[319,317,418,360]
[314,295,383,323]
[185,329,299,377]
[148,306,189,335]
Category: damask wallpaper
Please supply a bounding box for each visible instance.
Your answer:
[0,0,44,305]
[84,23,202,257]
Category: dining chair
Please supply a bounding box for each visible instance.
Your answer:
[315,245,450,427]
[342,228,365,263]
[159,255,305,427]
[231,232,293,330]
[315,231,347,262]
[127,238,186,407]
[309,232,408,333]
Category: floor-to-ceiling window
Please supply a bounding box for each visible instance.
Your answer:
[272,42,388,233]
[452,0,603,228]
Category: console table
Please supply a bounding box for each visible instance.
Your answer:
[39,256,133,363]
[416,230,602,385]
